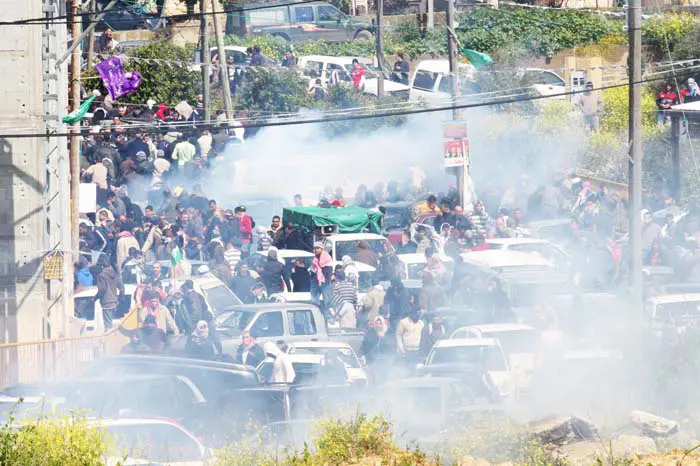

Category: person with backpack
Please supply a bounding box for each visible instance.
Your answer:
[308,78,327,101]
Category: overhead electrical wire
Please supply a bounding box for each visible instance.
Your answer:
[0,70,696,140]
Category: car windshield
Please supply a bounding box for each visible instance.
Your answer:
[106,424,202,463]
[406,262,426,279]
[201,284,242,315]
[288,347,360,368]
[343,63,370,73]
[412,70,439,92]
[428,345,507,371]
[218,310,256,331]
[483,330,539,354]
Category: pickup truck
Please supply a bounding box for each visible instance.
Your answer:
[214,303,365,354]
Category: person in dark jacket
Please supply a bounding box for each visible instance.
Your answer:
[121,314,168,354]
[418,272,445,312]
[356,240,378,268]
[261,247,285,294]
[479,278,514,323]
[384,276,410,333]
[231,263,257,304]
[185,320,217,360]
[96,258,124,330]
[395,231,418,254]
[275,223,312,251]
[419,315,446,357]
[234,331,266,367]
[290,257,311,292]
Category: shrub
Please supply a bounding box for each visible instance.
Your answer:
[642,12,698,50]
[0,414,109,466]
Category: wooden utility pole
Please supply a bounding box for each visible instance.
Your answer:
[375,0,384,97]
[211,0,234,120]
[70,0,81,255]
[446,0,458,120]
[427,0,434,29]
[86,0,95,69]
[200,0,211,122]
[628,0,643,311]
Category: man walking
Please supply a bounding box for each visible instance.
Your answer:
[575,82,602,132]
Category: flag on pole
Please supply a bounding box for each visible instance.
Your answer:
[95,55,142,100]
[462,48,493,69]
[62,94,98,124]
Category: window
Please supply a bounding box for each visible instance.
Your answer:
[525,70,565,86]
[201,284,242,315]
[294,6,314,22]
[289,346,360,368]
[218,310,256,331]
[437,75,453,94]
[226,50,248,65]
[251,311,284,337]
[327,63,351,81]
[303,60,324,76]
[318,5,341,21]
[412,71,439,92]
[249,9,287,26]
[428,345,507,371]
[287,310,317,336]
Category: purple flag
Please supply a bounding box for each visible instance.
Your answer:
[95,56,142,100]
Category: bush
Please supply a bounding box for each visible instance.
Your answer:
[599,85,660,134]
[456,7,625,57]
[234,68,314,114]
[0,414,109,466]
[642,12,698,51]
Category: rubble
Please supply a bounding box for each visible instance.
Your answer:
[630,410,679,437]
[554,435,656,466]
[528,415,598,446]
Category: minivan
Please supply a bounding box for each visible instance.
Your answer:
[225,1,374,42]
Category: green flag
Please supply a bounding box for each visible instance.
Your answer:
[62,95,97,124]
[462,48,493,69]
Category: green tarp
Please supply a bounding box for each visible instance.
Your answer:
[282,206,383,234]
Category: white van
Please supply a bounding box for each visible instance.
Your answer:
[408,60,476,103]
[298,55,411,100]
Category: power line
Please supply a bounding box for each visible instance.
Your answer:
[0,0,330,26]
[0,71,691,140]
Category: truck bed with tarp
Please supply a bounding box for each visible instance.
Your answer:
[282,206,383,235]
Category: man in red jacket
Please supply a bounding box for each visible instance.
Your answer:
[656,82,678,125]
[235,206,253,256]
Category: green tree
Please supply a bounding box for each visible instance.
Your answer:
[234,68,314,115]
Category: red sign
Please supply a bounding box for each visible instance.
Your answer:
[443,138,468,167]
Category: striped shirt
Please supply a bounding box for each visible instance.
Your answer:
[331,279,357,310]
[224,246,242,276]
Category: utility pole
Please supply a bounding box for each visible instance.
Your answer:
[87,0,95,69]
[200,0,211,122]
[427,0,434,30]
[375,0,384,97]
[211,0,234,120]
[628,0,643,312]
[70,0,82,256]
[446,0,458,120]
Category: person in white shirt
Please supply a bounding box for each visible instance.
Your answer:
[263,341,296,384]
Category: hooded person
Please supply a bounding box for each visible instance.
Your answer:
[341,255,359,289]
[261,247,285,293]
[121,314,168,354]
[263,341,296,384]
[355,240,378,267]
[685,78,700,103]
[185,320,217,360]
[360,281,385,328]
[396,309,424,364]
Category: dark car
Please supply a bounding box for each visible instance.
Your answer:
[89,0,168,32]
[83,354,260,401]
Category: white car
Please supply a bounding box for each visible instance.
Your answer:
[449,323,540,385]
[298,55,411,99]
[418,338,517,402]
[283,341,368,386]
[257,352,357,385]
[408,59,476,103]
[323,232,391,263]
[485,238,571,270]
[93,417,209,465]
[73,284,138,336]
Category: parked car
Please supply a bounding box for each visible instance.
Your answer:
[89,0,167,31]
[323,232,392,263]
[282,341,368,385]
[484,238,571,271]
[396,253,454,280]
[73,284,137,336]
[225,1,374,42]
[214,303,365,354]
[83,354,261,401]
[189,45,277,75]
[95,417,210,465]
[298,55,410,99]
[416,338,517,402]
[408,60,476,103]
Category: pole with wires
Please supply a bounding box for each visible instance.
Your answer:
[70,0,81,256]
[375,0,384,97]
[211,0,234,120]
[200,0,211,122]
[86,0,95,69]
[628,0,643,313]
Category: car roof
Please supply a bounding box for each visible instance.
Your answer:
[300,55,372,64]
[455,324,535,334]
[333,261,376,272]
[647,293,700,304]
[485,238,550,246]
[287,341,352,350]
[397,253,454,264]
[460,250,553,268]
[97,354,257,373]
[434,338,498,348]
[224,303,320,312]
[415,60,474,74]
[255,249,314,259]
[326,233,387,242]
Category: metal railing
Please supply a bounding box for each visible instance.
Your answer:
[0,308,137,389]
